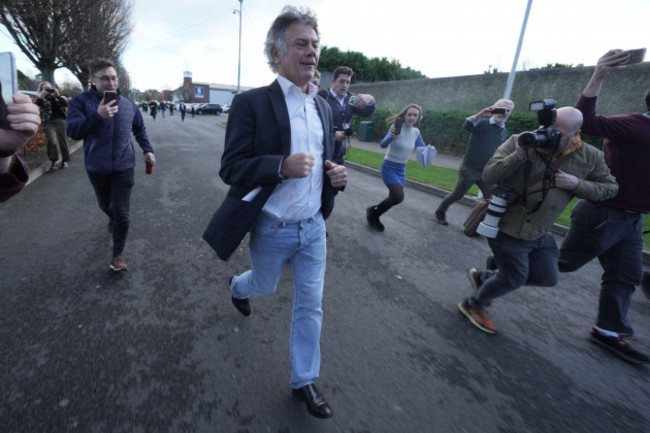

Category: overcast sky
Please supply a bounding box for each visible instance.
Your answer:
[1,0,648,93]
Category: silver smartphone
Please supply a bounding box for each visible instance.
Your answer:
[0,52,17,128]
[0,52,17,101]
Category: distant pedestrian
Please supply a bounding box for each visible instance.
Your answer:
[366,103,426,231]
[190,105,195,118]
[66,58,155,272]
[160,102,166,118]
[169,103,174,116]
[149,101,157,120]
[36,81,70,170]
[179,103,186,122]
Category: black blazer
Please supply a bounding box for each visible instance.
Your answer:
[220,79,338,218]
[203,79,338,260]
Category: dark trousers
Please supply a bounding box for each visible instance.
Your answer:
[44,119,70,162]
[437,164,493,213]
[559,200,644,335]
[469,231,559,307]
[87,169,135,258]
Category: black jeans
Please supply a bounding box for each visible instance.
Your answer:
[559,200,644,335]
[87,168,135,258]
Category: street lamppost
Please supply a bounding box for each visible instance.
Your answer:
[503,0,533,100]
[233,0,243,93]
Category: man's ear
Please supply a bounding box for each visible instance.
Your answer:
[270,46,281,65]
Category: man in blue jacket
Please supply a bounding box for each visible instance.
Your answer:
[67,58,155,272]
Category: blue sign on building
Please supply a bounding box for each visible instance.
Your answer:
[194,87,204,99]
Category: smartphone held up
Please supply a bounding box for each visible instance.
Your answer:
[104,91,117,104]
[616,48,646,66]
[0,51,17,129]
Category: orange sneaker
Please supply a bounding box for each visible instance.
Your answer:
[458,299,497,334]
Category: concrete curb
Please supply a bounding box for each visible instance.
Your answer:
[26,140,83,186]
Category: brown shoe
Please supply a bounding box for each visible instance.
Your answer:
[109,256,128,272]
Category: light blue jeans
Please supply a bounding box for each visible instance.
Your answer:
[231,211,327,389]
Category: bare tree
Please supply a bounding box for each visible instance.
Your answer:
[0,0,133,90]
[59,0,133,91]
[0,0,85,84]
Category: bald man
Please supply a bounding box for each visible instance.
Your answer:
[458,106,618,334]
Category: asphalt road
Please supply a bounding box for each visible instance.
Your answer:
[1,111,649,433]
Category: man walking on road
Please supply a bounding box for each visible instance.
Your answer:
[435,99,513,226]
[214,6,347,420]
[67,58,155,272]
[558,49,650,365]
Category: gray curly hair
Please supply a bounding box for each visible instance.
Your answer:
[263,6,320,73]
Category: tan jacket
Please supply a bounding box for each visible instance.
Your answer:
[483,134,618,240]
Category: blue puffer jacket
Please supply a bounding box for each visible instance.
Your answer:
[67,86,153,174]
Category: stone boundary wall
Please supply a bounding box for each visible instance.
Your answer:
[350,63,650,116]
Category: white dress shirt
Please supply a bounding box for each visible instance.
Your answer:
[262,75,324,221]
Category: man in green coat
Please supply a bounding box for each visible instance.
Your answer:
[457,106,618,334]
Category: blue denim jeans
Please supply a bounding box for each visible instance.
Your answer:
[469,231,559,307]
[87,169,134,258]
[231,211,327,388]
[559,200,644,336]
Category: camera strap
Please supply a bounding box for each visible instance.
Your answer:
[521,152,568,214]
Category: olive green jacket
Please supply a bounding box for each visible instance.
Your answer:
[483,134,618,240]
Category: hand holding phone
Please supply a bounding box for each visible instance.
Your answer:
[393,117,404,136]
[348,95,358,106]
[103,91,117,104]
[491,108,507,115]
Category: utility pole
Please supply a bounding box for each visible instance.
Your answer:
[234,0,243,93]
[504,0,533,100]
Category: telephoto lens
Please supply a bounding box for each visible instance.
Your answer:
[476,195,509,238]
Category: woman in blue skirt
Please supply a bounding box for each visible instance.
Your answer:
[366,103,427,231]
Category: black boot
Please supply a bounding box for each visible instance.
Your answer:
[366,206,385,231]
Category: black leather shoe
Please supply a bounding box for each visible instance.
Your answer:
[229,276,251,316]
[231,296,251,316]
[292,383,333,419]
[366,206,385,231]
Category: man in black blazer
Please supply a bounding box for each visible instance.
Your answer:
[217,6,346,419]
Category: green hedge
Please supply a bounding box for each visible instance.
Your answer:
[352,108,604,155]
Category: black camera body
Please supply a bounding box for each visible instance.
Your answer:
[518,99,561,150]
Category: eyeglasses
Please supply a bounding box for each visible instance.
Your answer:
[95,75,118,82]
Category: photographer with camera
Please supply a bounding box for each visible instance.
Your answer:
[557,49,650,364]
[36,81,70,171]
[326,66,376,164]
[457,104,618,334]
[435,99,514,226]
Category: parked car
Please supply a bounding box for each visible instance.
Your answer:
[196,103,223,115]
[221,104,230,113]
